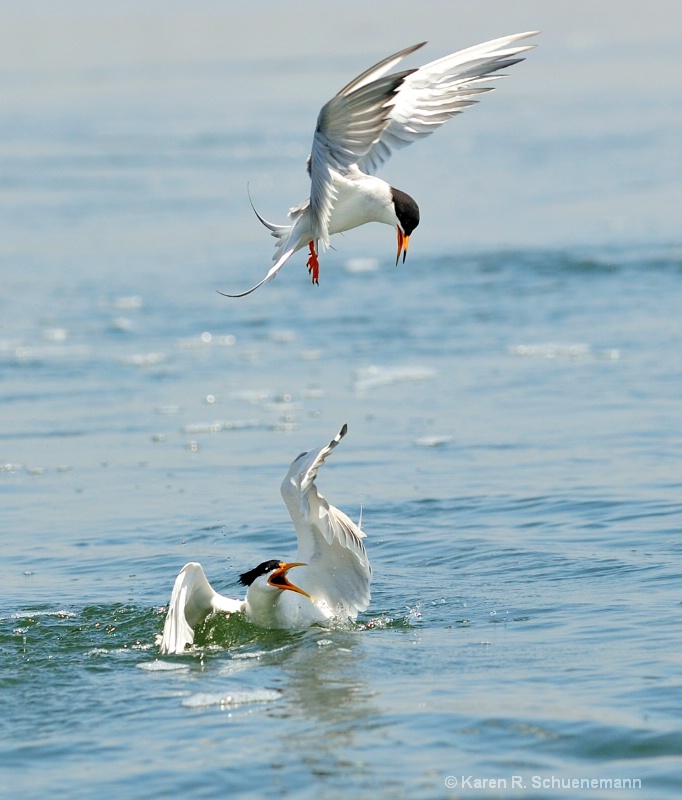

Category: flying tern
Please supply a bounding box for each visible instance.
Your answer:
[220,31,538,297]
[159,424,370,654]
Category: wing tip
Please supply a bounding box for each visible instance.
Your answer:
[503,30,541,43]
[330,423,348,450]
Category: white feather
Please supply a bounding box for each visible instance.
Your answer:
[223,32,538,296]
[281,423,371,616]
[159,563,243,655]
[158,425,370,654]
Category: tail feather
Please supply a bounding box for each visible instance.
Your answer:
[247,186,293,261]
[219,188,312,297]
[217,245,297,298]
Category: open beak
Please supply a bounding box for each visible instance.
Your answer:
[396,227,410,266]
[267,562,311,599]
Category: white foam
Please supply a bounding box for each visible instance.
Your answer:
[354,364,437,393]
[181,689,282,709]
[137,659,191,672]
[509,343,591,359]
[415,435,453,447]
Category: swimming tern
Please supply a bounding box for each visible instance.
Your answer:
[159,424,370,653]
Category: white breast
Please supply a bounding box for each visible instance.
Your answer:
[327,170,398,235]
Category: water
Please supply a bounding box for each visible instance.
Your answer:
[1,3,682,798]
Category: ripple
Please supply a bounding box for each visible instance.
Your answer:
[353,364,437,393]
[180,688,282,709]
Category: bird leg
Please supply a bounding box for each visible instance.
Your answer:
[306,241,320,285]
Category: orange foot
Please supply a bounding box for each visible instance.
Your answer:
[306,241,320,285]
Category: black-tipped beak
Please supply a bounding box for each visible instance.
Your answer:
[267,562,311,599]
[396,227,410,266]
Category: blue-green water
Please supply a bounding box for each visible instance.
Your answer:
[2,3,681,799]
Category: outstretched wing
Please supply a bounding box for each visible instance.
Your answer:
[308,43,425,248]
[280,424,371,618]
[159,562,244,654]
[358,31,539,174]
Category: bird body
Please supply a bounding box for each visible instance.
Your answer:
[221,31,538,297]
[159,425,369,654]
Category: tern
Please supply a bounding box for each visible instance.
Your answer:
[220,31,538,297]
[159,424,370,654]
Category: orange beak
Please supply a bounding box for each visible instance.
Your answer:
[396,227,410,265]
[267,562,311,599]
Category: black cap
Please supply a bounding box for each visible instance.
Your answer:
[239,559,282,587]
[390,187,420,235]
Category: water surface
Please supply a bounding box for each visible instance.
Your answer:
[1,3,681,798]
